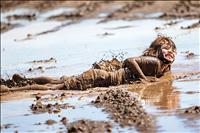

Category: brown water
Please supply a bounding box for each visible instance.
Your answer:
[1,8,200,133]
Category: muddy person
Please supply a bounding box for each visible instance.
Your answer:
[1,35,177,92]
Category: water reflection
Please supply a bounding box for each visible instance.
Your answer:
[128,79,180,110]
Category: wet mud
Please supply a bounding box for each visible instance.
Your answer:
[1,1,200,33]
[182,106,200,114]
[181,20,200,29]
[93,89,155,132]
[159,1,200,19]
[1,1,200,133]
[67,120,112,133]
[1,22,20,33]
[0,74,35,88]
[6,14,36,21]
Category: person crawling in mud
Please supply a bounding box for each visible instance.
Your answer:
[1,35,177,93]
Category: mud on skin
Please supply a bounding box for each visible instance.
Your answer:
[93,89,155,132]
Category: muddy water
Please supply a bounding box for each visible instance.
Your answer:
[1,9,200,132]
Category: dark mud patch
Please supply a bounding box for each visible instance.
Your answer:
[181,20,200,30]
[28,66,56,73]
[47,11,83,21]
[27,57,57,64]
[30,96,75,114]
[45,119,57,125]
[159,1,200,19]
[183,106,200,114]
[6,14,37,21]
[1,22,20,33]
[92,89,155,132]
[67,119,112,133]
[177,106,200,124]
[0,124,14,129]
[104,25,134,30]
[97,32,114,37]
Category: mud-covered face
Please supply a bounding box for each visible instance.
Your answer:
[160,44,176,63]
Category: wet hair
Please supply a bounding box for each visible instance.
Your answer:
[143,35,176,57]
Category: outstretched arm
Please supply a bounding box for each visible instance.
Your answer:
[122,56,161,80]
[123,57,147,80]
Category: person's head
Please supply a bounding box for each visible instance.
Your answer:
[143,35,177,64]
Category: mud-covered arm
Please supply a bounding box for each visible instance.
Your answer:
[122,57,147,80]
[122,56,161,80]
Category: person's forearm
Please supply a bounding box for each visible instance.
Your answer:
[123,58,147,80]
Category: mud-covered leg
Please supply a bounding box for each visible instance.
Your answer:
[0,84,65,93]
[12,73,63,85]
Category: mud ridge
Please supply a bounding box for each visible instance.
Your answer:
[92,89,155,132]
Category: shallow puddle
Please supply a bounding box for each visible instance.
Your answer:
[1,8,200,133]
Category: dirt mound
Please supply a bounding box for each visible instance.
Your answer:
[93,89,155,132]
[67,120,112,133]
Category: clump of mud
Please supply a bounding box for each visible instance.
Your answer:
[181,20,200,30]
[30,101,74,114]
[0,74,35,88]
[92,89,155,132]
[6,14,37,21]
[30,94,74,114]
[45,119,57,125]
[1,22,20,33]
[183,106,200,114]
[67,120,112,133]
